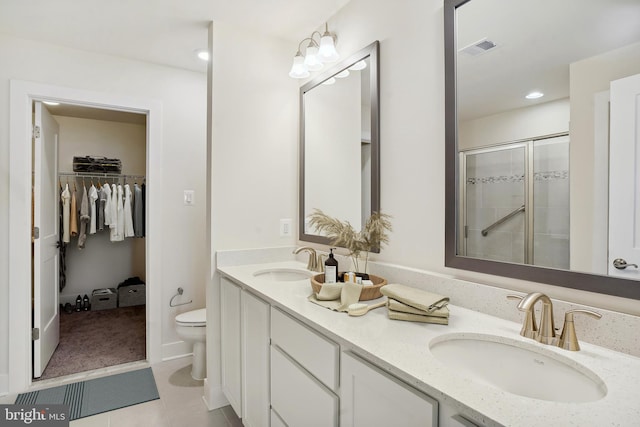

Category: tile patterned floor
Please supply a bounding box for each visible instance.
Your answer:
[0,357,243,427]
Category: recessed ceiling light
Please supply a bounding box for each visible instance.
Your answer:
[195,49,209,61]
[525,91,544,99]
[43,101,60,106]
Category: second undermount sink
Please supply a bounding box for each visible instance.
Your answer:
[429,333,607,403]
[253,268,314,282]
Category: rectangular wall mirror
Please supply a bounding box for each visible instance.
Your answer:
[299,41,380,247]
[445,0,640,299]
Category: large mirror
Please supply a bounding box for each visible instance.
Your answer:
[299,41,380,246]
[445,0,640,299]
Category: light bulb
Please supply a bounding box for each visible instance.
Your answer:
[304,45,323,71]
[289,53,310,79]
[335,69,350,79]
[349,60,367,71]
[317,34,339,63]
[322,77,336,85]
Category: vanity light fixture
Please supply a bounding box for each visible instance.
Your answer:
[525,91,544,99]
[335,69,350,78]
[322,77,337,85]
[289,23,339,79]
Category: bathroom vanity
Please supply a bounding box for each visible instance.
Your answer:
[218,254,640,426]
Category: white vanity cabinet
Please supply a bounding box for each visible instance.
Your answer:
[270,307,340,427]
[340,351,439,427]
[220,277,242,417]
[220,277,270,427]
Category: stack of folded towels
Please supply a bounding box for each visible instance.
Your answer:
[380,283,450,325]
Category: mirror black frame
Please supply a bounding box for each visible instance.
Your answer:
[444,0,640,300]
[298,41,380,248]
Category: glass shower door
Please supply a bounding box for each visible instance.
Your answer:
[461,144,526,263]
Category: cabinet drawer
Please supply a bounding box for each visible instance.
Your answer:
[271,345,338,427]
[270,307,339,390]
[341,351,438,427]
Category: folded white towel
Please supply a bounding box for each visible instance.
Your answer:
[380,283,449,313]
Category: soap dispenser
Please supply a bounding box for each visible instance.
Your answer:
[324,248,339,284]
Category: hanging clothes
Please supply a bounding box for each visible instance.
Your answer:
[124,184,135,238]
[103,183,112,228]
[70,185,78,238]
[98,183,108,231]
[78,184,90,249]
[133,183,144,238]
[61,183,71,243]
[141,183,146,237]
[58,184,67,291]
[110,184,125,242]
[109,183,119,241]
[88,184,98,235]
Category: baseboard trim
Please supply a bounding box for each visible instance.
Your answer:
[162,341,192,361]
[203,379,229,410]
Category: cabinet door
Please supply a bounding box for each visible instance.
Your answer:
[341,352,438,427]
[221,277,242,417]
[271,345,338,427]
[242,291,270,427]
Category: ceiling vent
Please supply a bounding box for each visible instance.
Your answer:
[459,38,497,56]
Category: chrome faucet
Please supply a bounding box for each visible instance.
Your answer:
[509,292,602,351]
[514,292,556,345]
[293,246,323,272]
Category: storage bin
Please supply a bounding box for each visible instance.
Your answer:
[91,288,117,310]
[118,283,146,307]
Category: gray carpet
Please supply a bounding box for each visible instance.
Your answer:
[16,368,159,420]
[38,305,146,380]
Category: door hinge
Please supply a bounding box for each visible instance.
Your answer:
[32,328,40,341]
[33,125,41,139]
[33,227,40,240]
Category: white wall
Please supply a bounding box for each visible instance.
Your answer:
[0,33,207,391]
[55,115,146,305]
[459,98,569,150]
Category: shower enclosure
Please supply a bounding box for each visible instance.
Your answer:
[459,134,569,269]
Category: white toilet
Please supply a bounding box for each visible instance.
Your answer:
[175,308,207,380]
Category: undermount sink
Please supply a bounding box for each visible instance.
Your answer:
[253,268,314,282]
[429,333,607,403]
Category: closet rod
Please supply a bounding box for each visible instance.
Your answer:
[58,172,146,180]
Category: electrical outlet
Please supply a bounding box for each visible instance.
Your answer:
[280,218,292,237]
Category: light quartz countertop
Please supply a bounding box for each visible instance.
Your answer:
[218,261,640,427]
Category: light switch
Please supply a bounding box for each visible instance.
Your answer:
[184,190,195,206]
[280,218,292,236]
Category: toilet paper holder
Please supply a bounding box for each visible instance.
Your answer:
[170,287,193,307]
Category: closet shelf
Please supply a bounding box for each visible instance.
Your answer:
[59,171,145,181]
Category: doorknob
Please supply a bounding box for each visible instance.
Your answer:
[613,258,638,270]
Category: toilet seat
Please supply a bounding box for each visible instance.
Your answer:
[175,308,206,327]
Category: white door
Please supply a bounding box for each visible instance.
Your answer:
[33,101,60,377]
[608,73,640,278]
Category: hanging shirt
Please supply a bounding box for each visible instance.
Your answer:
[88,184,98,234]
[78,185,90,249]
[98,184,108,231]
[103,183,112,227]
[124,184,135,238]
[111,184,125,242]
[133,183,144,238]
[70,187,78,237]
[61,184,71,243]
[110,183,120,242]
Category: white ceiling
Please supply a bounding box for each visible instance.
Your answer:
[456,0,640,121]
[0,0,351,72]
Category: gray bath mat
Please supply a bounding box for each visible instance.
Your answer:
[15,368,159,420]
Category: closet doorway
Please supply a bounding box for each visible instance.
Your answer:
[9,80,163,394]
[33,101,148,380]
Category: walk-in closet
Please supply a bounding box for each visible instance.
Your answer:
[32,101,148,380]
